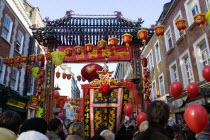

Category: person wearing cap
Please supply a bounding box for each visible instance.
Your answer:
[56,113,68,137]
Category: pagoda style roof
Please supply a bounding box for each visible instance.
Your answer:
[30,12,154,46]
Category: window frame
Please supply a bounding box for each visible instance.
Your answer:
[154,40,161,64]
[184,0,201,26]
[146,50,154,72]
[193,33,210,81]
[164,26,174,52]
[11,67,19,90]
[1,14,13,42]
[0,56,6,84]
[15,30,24,54]
[169,60,179,84]
[179,50,195,88]
[151,80,157,101]
[158,73,165,96]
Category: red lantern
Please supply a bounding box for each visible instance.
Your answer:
[21,56,28,63]
[67,74,72,80]
[37,54,45,62]
[99,83,110,94]
[187,83,199,98]
[97,40,107,50]
[77,75,82,81]
[124,103,134,117]
[54,91,60,99]
[25,65,32,72]
[85,43,94,53]
[142,58,147,67]
[15,57,22,64]
[74,46,82,55]
[17,63,23,70]
[62,73,67,79]
[170,81,183,98]
[3,58,9,66]
[45,52,52,61]
[137,29,148,43]
[184,104,208,133]
[154,25,165,37]
[175,19,187,33]
[56,71,61,78]
[8,58,15,67]
[202,65,210,82]
[82,77,86,82]
[108,37,118,49]
[64,48,73,57]
[29,55,36,63]
[81,64,103,82]
[39,69,46,76]
[122,34,132,47]
[136,112,147,125]
[193,13,206,28]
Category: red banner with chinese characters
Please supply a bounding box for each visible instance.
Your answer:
[58,45,132,62]
[54,96,67,113]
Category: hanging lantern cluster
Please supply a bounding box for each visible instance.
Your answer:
[35,68,46,103]
[142,68,152,103]
[64,48,73,57]
[108,37,118,49]
[45,52,52,61]
[55,70,72,80]
[77,75,82,81]
[3,56,28,70]
[74,46,82,55]
[122,33,132,48]
[97,40,107,50]
[175,19,187,33]
[154,25,165,38]
[138,29,148,45]
[85,43,94,53]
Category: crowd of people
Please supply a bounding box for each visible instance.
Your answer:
[0,100,208,140]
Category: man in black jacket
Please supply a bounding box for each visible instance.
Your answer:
[135,100,172,140]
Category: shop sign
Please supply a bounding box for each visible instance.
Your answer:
[186,98,205,106]
[30,96,37,103]
[6,99,26,109]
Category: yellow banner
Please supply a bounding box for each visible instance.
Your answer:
[6,99,26,109]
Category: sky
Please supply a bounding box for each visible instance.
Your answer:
[27,0,170,95]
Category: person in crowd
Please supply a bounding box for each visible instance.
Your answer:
[115,123,132,140]
[0,110,22,136]
[0,127,17,140]
[139,121,149,132]
[65,135,84,140]
[68,122,84,138]
[17,130,49,140]
[100,129,115,140]
[19,117,48,135]
[57,113,68,137]
[134,100,172,140]
[47,118,63,140]
[90,135,105,140]
[95,124,108,135]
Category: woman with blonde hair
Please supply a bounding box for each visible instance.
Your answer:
[68,122,84,138]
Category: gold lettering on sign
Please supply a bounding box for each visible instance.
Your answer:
[114,51,129,58]
[88,50,98,58]
[102,49,111,57]
[76,50,85,59]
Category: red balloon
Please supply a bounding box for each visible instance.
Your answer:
[142,58,147,67]
[99,83,109,94]
[187,83,199,98]
[124,103,134,117]
[54,91,60,99]
[136,112,147,125]
[184,104,208,133]
[202,65,210,82]
[81,64,103,82]
[170,81,183,98]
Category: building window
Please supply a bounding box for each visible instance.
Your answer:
[29,77,34,94]
[146,50,154,72]
[180,50,194,87]
[158,73,165,96]
[151,81,157,101]
[154,40,161,64]
[0,57,3,83]
[34,44,38,55]
[173,11,183,41]
[206,0,210,10]
[185,0,201,26]
[16,31,24,54]
[169,61,179,83]
[11,68,18,89]
[1,14,13,42]
[193,34,210,81]
[164,26,173,51]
